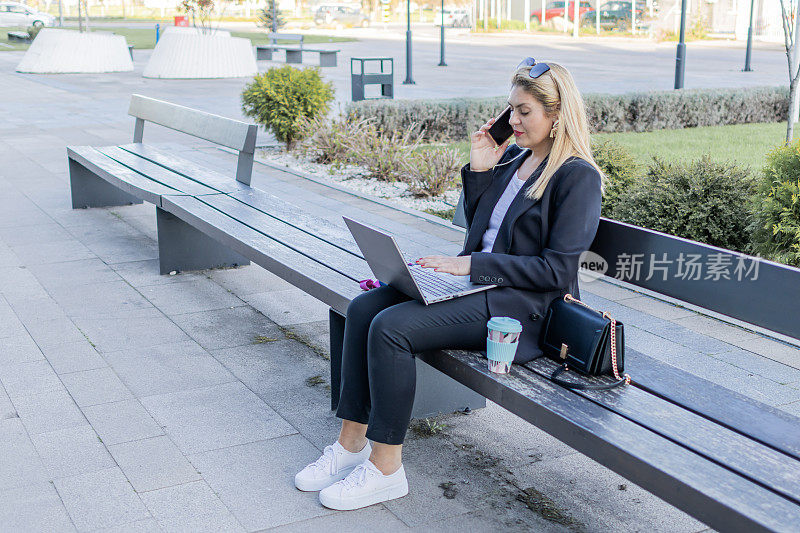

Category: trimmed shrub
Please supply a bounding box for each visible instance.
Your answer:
[299,115,372,165]
[749,142,800,267]
[242,65,334,149]
[346,86,789,142]
[613,156,755,252]
[27,25,42,40]
[591,139,640,219]
[402,148,462,198]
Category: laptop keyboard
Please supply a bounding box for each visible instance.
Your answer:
[409,265,472,298]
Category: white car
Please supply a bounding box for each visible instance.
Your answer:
[0,2,55,28]
[434,8,470,27]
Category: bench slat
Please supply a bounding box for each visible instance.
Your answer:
[625,349,800,462]
[119,144,251,194]
[419,349,800,533]
[198,193,374,282]
[523,356,800,506]
[94,146,220,197]
[161,195,362,313]
[128,95,257,153]
[67,146,180,206]
[227,189,364,258]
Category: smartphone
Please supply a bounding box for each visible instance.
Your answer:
[487,106,514,146]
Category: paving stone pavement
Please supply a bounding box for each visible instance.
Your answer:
[0,44,798,532]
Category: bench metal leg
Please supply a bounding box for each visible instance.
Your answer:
[328,308,486,418]
[156,207,250,275]
[69,158,142,209]
[286,49,302,64]
[256,47,273,60]
[319,52,337,67]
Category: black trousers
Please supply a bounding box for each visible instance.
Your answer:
[335,285,490,445]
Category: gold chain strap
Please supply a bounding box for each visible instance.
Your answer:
[564,294,631,385]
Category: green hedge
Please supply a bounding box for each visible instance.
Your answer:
[346,86,789,142]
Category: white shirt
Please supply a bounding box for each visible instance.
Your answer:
[480,170,527,253]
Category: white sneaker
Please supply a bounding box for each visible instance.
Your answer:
[295,441,372,492]
[318,459,409,511]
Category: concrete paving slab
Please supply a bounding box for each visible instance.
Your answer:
[12,388,88,435]
[0,359,64,400]
[0,265,51,300]
[103,340,237,398]
[108,436,202,493]
[46,280,160,320]
[0,334,45,367]
[270,505,409,532]
[60,367,135,408]
[0,222,74,248]
[139,279,246,316]
[10,238,97,266]
[28,258,122,290]
[669,313,761,345]
[41,341,108,375]
[110,260,205,288]
[70,314,191,354]
[187,434,335,530]
[509,453,706,532]
[23,317,88,349]
[54,467,152,532]
[730,336,800,369]
[31,424,116,479]
[619,295,697,321]
[168,306,283,351]
[0,383,16,421]
[244,288,330,327]
[92,518,162,533]
[140,381,297,455]
[83,399,165,447]
[712,348,800,385]
[208,264,296,297]
[0,481,76,532]
[781,401,800,418]
[0,304,29,339]
[84,235,161,265]
[139,480,244,533]
[0,418,50,491]
[5,295,70,325]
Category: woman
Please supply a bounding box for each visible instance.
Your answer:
[294,59,604,511]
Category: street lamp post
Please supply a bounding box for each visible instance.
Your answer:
[439,0,447,66]
[673,0,687,89]
[404,0,415,84]
[743,0,755,72]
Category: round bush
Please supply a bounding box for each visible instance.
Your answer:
[749,141,800,267]
[242,65,334,149]
[591,139,639,219]
[613,155,755,252]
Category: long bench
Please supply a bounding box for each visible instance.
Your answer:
[68,95,800,531]
[254,32,340,67]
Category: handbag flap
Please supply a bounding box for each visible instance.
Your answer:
[541,298,608,373]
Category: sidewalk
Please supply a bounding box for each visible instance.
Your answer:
[1,53,798,532]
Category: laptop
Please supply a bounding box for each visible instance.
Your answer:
[343,217,496,305]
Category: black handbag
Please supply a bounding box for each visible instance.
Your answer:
[540,294,631,390]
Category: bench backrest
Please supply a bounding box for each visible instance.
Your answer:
[453,193,800,341]
[128,94,258,186]
[268,32,304,46]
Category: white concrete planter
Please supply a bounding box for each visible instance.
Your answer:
[143,26,257,79]
[16,28,133,74]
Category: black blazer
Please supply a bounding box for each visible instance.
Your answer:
[459,144,602,363]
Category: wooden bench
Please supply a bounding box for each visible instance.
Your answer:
[69,96,800,531]
[254,32,339,67]
[7,31,31,43]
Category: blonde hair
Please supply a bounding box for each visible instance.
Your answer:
[511,62,605,200]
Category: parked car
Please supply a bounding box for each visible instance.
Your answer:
[433,8,470,28]
[580,1,646,30]
[313,5,370,28]
[0,2,54,27]
[530,1,591,23]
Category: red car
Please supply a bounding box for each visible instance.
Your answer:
[531,1,592,23]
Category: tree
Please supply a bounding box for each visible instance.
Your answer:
[77,0,89,32]
[180,0,216,34]
[779,0,800,143]
[258,0,286,32]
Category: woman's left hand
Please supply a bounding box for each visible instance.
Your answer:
[416,255,471,276]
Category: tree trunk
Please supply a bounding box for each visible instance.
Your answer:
[788,77,799,143]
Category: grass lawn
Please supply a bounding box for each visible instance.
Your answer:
[434,121,791,173]
[0,27,354,51]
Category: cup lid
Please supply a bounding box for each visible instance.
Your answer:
[487,316,522,334]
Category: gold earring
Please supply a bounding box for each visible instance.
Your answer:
[549,120,559,139]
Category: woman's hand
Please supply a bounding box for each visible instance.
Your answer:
[469,111,512,172]
[416,255,471,276]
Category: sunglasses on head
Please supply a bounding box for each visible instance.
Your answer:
[516,57,550,79]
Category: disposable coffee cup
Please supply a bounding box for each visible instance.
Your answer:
[486,317,522,374]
